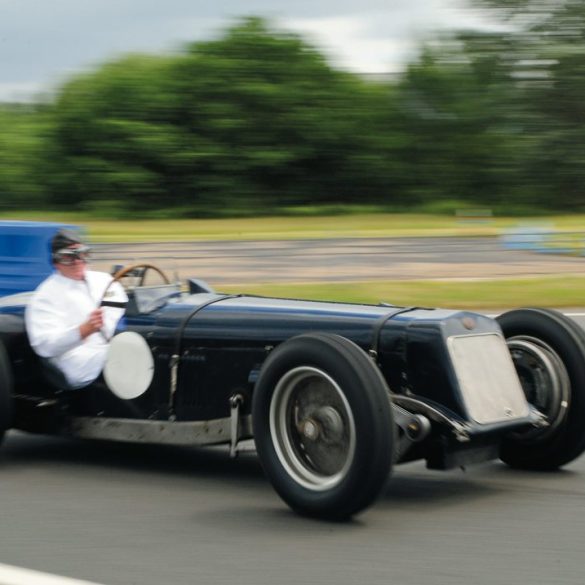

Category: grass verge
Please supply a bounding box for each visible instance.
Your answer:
[220,275,585,309]
[1,211,584,241]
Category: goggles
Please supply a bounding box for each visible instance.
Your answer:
[54,245,91,265]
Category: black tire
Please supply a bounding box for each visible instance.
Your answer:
[0,340,14,446]
[497,308,585,470]
[252,332,395,520]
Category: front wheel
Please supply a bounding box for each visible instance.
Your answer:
[497,308,585,470]
[252,333,395,520]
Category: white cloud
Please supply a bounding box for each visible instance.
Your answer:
[284,15,418,73]
[0,0,497,102]
[0,82,48,103]
[282,1,502,74]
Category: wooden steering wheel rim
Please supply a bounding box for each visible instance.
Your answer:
[100,263,171,306]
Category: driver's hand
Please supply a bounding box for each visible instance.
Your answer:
[80,308,104,339]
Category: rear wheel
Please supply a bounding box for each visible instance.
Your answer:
[0,340,14,446]
[497,308,585,470]
[252,333,395,519]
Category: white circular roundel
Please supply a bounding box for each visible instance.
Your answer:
[104,332,155,400]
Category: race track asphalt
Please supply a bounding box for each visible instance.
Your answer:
[1,425,584,585]
[91,236,585,283]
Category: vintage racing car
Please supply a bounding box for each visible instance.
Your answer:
[1,236,585,519]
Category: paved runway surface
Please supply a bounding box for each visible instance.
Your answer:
[92,237,585,283]
[1,428,584,585]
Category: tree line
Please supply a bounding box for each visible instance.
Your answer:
[2,2,585,218]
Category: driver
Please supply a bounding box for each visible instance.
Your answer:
[25,229,127,389]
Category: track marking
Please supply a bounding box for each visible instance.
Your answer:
[0,563,104,585]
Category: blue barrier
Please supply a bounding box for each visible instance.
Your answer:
[0,221,80,297]
[500,225,585,256]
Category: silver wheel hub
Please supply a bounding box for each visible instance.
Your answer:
[269,366,356,491]
[300,418,320,441]
[507,335,570,442]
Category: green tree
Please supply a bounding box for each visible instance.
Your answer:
[464,0,585,210]
[0,105,49,210]
[390,0,585,212]
[392,38,524,209]
[45,17,401,216]
[45,54,185,213]
[21,7,585,216]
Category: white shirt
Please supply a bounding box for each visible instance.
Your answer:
[25,270,127,389]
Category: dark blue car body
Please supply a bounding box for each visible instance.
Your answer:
[1,223,584,519]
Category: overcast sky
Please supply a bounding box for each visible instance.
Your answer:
[0,0,483,102]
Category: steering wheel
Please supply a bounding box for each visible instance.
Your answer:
[100,263,171,307]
